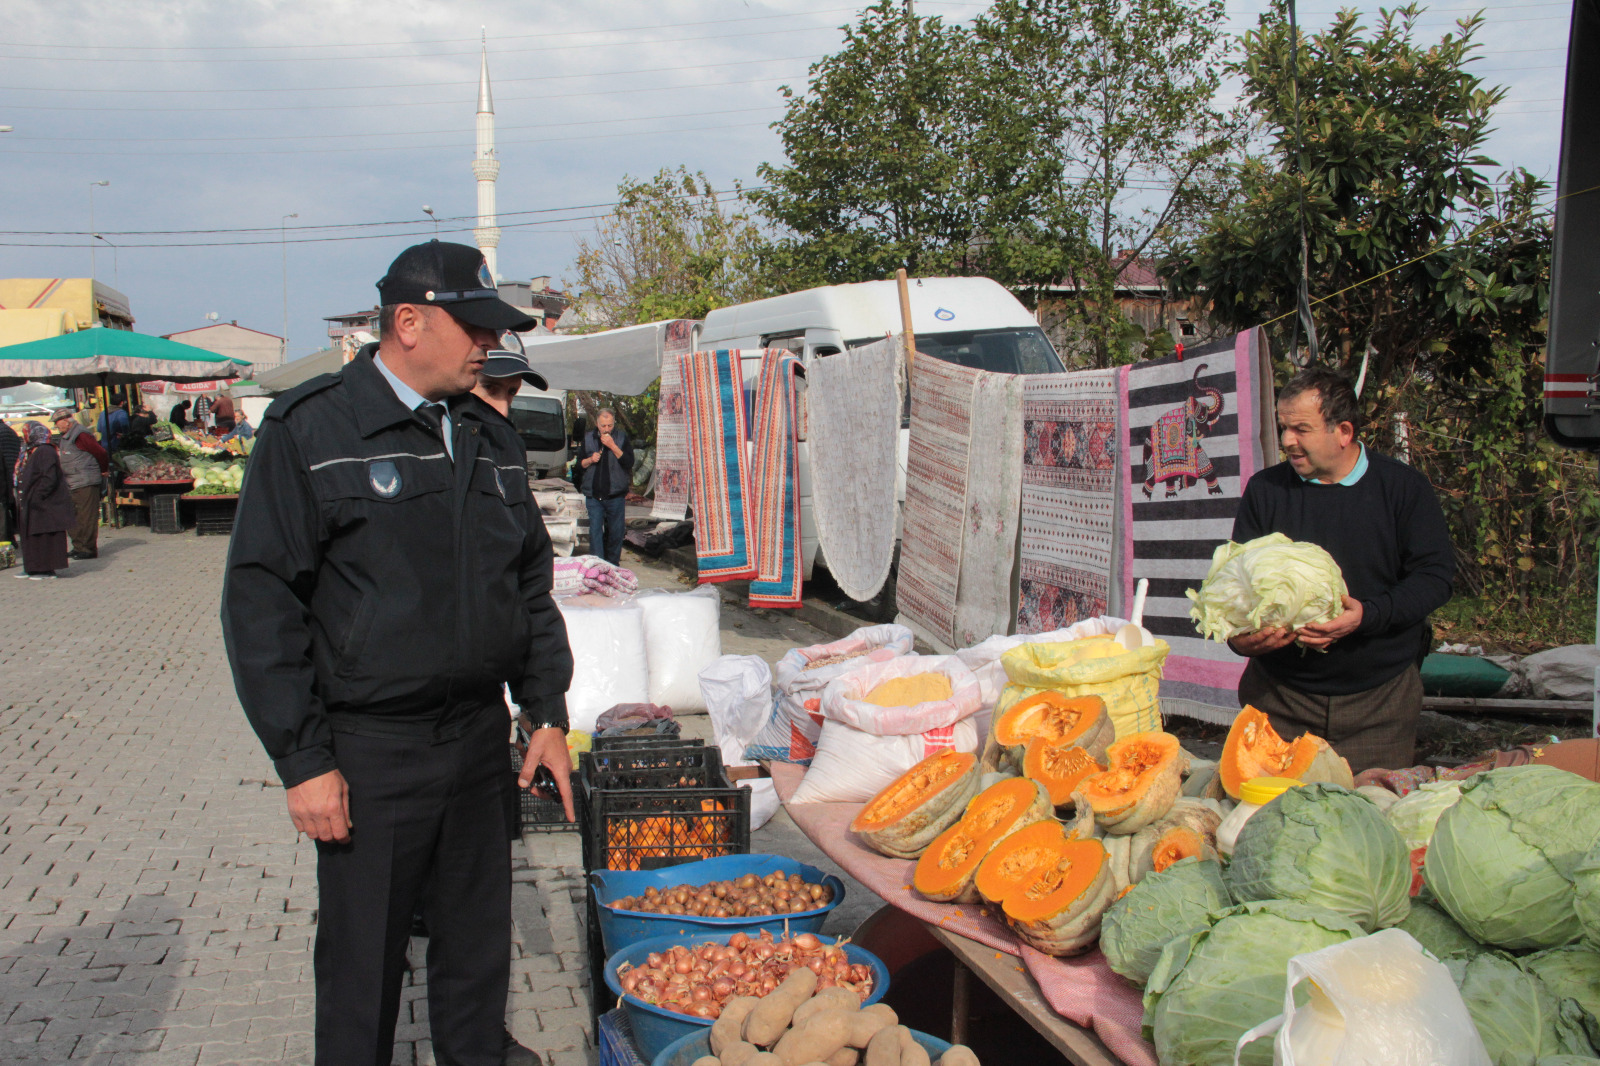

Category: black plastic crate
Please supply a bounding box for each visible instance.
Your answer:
[582,783,751,872]
[508,744,581,834]
[150,493,183,534]
[579,745,726,796]
[591,733,700,753]
[193,498,236,536]
[587,889,611,1032]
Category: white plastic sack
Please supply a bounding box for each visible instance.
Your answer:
[790,717,981,804]
[699,655,773,769]
[637,587,722,712]
[745,623,914,764]
[1521,644,1600,701]
[558,600,649,733]
[956,618,1125,744]
[820,654,982,736]
[743,778,781,832]
[1233,928,1490,1066]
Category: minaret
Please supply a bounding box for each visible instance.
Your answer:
[472,31,501,283]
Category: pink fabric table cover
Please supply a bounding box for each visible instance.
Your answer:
[771,763,1156,1066]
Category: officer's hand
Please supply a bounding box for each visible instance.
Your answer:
[1297,596,1363,650]
[1228,627,1296,657]
[519,727,575,822]
[286,769,352,843]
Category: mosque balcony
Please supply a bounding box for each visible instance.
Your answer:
[472,158,501,181]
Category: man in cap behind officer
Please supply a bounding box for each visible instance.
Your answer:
[223,241,573,1066]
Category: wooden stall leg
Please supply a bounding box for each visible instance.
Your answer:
[951,957,970,1047]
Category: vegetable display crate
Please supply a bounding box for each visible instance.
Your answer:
[592,735,701,753]
[507,743,580,834]
[596,1008,648,1066]
[603,931,890,1063]
[580,745,726,794]
[589,854,846,959]
[149,493,184,534]
[653,1027,951,1066]
[586,886,609,1030]
[581,784,750,873]
[185,494,238,536]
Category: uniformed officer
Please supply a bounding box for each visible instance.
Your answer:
[222,241,574,1066]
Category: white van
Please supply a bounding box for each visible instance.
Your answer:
[696,276,1066,588]
[506,384,568,478]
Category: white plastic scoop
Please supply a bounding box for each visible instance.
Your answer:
[1116,578,1153,651]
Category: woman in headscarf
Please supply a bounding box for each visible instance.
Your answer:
[12,421,73,579]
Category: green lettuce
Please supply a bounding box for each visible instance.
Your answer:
[1385,780,1464,851]
[1143,900,1364,1066]
[1187,533,1348,642]
[1445,951,1595,1066]
[1521,946,1600,1050]
[1425,766,1600,950]
[1397,899,1482,959]
[1101,857,1231,986]
[1225,783,1411,932]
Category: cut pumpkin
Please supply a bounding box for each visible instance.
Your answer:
[991,692,1114,772]
[850,750,980,859]
[1022,738,1105,807]
[913,777,1054,903]
[1218,706,1354,799]
[1078,731,1187,836]
[1128,798,1222,883]
[974,821,1116,955]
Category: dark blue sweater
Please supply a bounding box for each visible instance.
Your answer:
[1232,449,1455,696]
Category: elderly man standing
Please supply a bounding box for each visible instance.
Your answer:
[222,241,574,1066]
[51,407,108,560]
[1227,367,1455,773]
[577,408,633,565]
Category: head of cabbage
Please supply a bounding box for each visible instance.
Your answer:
[1225,783,1411,932]
[1444,951,1595,1064]
[1143,900,1365,1066]
[1187,533,1348,643]
[1396,899,1482,960]
[1575,840,1600,952]
[1425,766,1600,950]
[1521,945,1600,1051]
[1101,857,1231,986]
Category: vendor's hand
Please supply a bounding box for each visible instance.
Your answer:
[1296,596,1364,650]
[601,433,619,454]
[519,727,575,822]
[1228,627,1297,656]
[286,769,352,843]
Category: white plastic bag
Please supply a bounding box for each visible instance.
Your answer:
[1233,928,1491,1066]
[790,717,980,804]
[745,623,915,764]
[637,587,722,712]
[699,655,772,769]
[743,778,781,832]
[820,654,982,735]
[558,600,649,733]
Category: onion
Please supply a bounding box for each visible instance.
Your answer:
[729,932,750,950]
[792,933,821,952]
[712,977,733,998]
[673,956,693,975]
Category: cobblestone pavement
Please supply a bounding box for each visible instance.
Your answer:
[0,527,845,1065]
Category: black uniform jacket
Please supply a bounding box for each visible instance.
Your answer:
[222,348,573,789]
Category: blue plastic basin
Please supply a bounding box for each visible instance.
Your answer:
[651,1025,952,1066]
[603,931,890,1064]
[590,854,846,959]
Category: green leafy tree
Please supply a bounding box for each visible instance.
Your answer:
[1164,5,1548,383]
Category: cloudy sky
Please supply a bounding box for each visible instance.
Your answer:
[0,0,1571,364]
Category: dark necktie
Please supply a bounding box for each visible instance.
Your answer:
[415,402,450,458]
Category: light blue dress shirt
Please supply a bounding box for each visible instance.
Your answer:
[373,353,452,459]
[1298,442,1367,486]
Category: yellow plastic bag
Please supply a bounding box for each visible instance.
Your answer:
[991,635,1169,745]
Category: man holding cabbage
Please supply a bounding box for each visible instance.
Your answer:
[1225,367,1454,772]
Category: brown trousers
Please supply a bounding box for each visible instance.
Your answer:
[1239,662,1423,775]
[69,486,99,557]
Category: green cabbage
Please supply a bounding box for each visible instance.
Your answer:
[1143,900,1364,1066]
[1397,899,1483,959]
[1575,841,1600,952]
[1100,857,1231,986]
[1444,951,1595,1066]
[1521,946,1600,1050]
[1425,766,1600,950]
[1187,533,1348,642]
[1225,783,1411,932]
[1385,780,1464,851]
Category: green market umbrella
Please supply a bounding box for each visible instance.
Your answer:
[0,327,251,388]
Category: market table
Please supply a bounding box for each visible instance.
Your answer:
[119,479,194,533]
[769,762,1145,1066]
[179,493,238,536]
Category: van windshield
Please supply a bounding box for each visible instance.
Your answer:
[903,327,1065,375]
[508,397,565,453]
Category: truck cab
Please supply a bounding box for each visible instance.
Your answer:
[506,384,568,478]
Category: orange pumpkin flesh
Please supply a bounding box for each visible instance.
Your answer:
[1218,706,1353,798]
[996,693,1111,752]
[850,750,980,859]
[1022,738,1104,807]
[974,821,1114,955]
[913,777,1052,902]
[1079,731,1186,835]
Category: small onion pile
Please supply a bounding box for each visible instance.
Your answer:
[610,871,834,918]
[613,931,874,1019]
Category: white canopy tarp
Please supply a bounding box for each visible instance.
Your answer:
[521,320,680,395]
[256,346,348,392]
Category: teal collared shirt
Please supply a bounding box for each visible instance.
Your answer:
[1299,443,1367,486]
[373,353,452,459]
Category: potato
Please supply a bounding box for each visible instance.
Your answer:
[749,1055,784,1066]
[691,1057,721,1066]
[846,1008,893,1049]
[896,1027,930,1066]
[791,987,857,1027]
[860,1004,898,1028]
[772,1007,855,1066]
[864,1025,904,1066]
[713,998,762,1056]
[825,1048,860,1066]
[721,1041,762,1066]
[745,968,819,1047]
[937,1046,980,1066]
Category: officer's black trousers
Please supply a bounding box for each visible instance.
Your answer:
[314,709,512,1066]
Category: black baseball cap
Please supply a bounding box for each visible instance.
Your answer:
[480,348,550,392]
[376,241,537,332]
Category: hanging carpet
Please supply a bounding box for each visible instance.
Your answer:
[650,319,696,521]
[952,368,1025,649]
[678,348,754,583]
[747,349,806,608]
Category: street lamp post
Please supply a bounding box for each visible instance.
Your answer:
[94,234,118,287]
[423,205,439,236]
[88,180,109,280]
[281,212,298,363]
